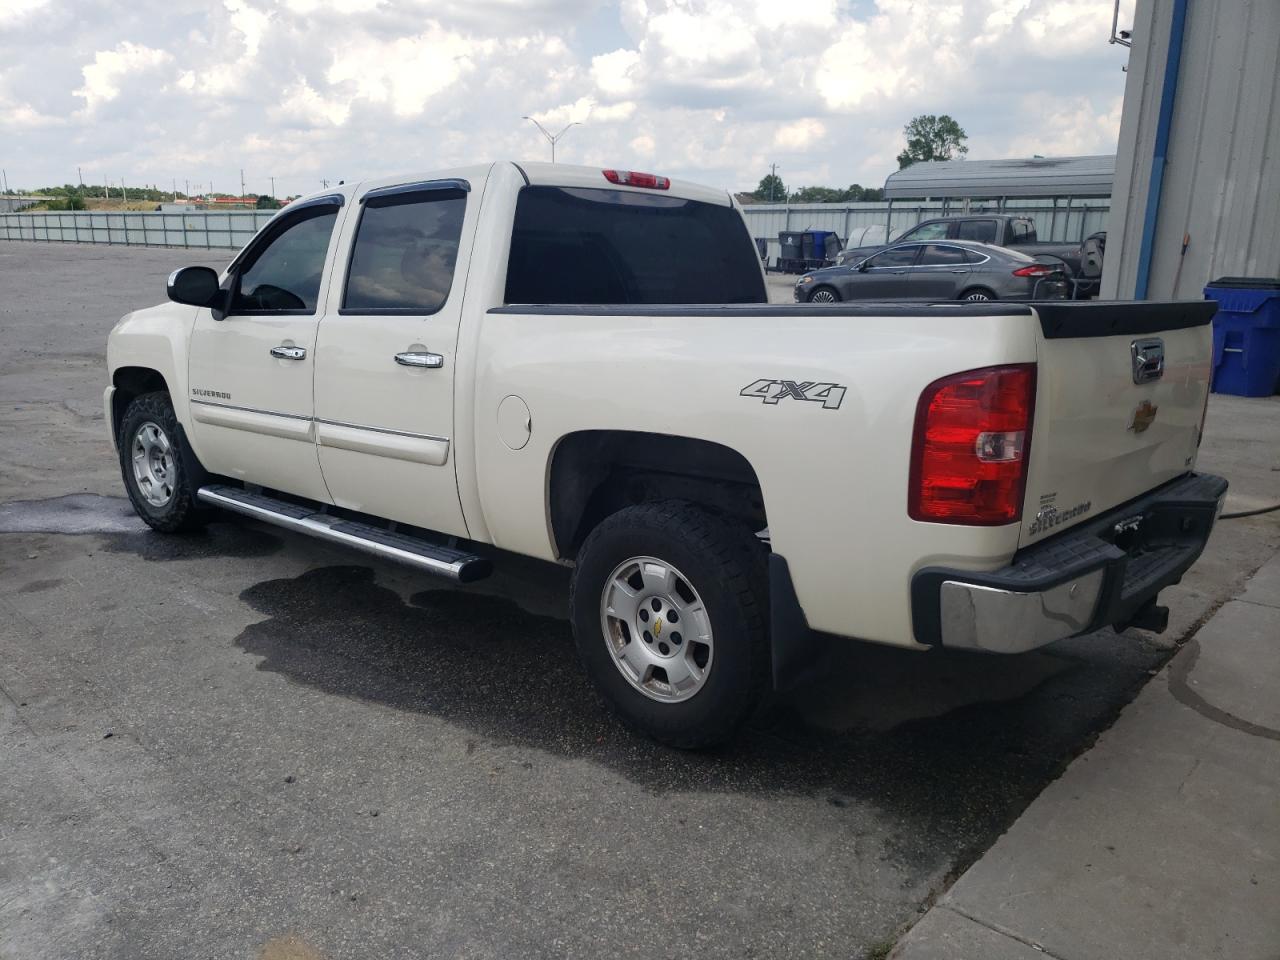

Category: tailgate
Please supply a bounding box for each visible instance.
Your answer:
[1019,301,1216,548]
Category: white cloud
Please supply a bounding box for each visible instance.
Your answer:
[74,42,172,112]
[327,25,489,117]
[0,0,51,23]
[591,48,640,97]
[274,80,352,127]
[774,119,826,151]
[225,0,270,57]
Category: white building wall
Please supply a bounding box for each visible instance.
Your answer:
[1104,0,1280,299]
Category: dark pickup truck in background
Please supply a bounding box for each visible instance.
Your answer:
[838,213,1105,298]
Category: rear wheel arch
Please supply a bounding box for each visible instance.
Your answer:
[547,430,768,559]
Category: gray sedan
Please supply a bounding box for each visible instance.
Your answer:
[793,240,1068,302]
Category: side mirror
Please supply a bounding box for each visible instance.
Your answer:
[857,261,870,272]
[167,266,221,308]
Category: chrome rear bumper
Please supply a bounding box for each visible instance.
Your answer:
[911,473,1228,653]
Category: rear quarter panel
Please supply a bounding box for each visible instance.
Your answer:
[471,307,1040,647]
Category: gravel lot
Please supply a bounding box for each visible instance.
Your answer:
[2,241,1276,960]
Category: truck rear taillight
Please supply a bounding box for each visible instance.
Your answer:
[909,364,1037,525]
[1012,264,1058,277]
[603,169,670,189]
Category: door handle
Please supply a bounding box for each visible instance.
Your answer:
[395,351,444,369]
[270,345,306,360]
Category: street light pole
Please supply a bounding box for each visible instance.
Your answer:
[522,116,581,163]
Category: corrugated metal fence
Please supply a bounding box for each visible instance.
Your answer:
[0,210,272,249]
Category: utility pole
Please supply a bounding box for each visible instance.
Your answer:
[270,175,275,199]
[77,167,84,189]
[185,179,189,200]
[172,178,177,201]
[240,168,245,200]
[121,178,128,203]
[522,116,580,163]
[2,169,9,195]
[322,179,328,188]
[769,163,779,202]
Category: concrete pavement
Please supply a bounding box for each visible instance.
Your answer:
[891,551,1280,960]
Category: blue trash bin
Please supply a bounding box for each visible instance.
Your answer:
[1204,277,1280,397]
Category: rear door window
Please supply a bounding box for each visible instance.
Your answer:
[1010,219,1034,243]
[342,187,467,314]
[917,244,968,266]
[505,186,766,304]
[957,219,998,243]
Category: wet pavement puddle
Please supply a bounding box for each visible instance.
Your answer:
[0,493,148,535]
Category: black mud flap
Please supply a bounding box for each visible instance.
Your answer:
[769,554,832,692]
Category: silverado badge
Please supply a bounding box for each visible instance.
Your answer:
[1129,400,1159,433]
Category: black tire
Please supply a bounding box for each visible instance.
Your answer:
[960,287,996,302]
[808,285,841,303]
[569,501,769,749]
[117,392,209,533]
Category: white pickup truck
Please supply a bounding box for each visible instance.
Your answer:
[105,161,1227,747]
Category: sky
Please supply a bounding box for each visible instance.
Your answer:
[0,0,1135,198]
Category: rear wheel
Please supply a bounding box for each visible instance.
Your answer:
[569,501,769,749]
[118,392,209,533]
[808,285,841,303]
[960,287,996,302]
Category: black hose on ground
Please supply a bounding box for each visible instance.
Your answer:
[1220,503,1280,520]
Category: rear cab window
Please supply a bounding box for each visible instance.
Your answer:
[957,219,998,243]
[504,186,766,304]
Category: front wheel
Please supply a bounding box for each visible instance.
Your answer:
[808,285,841,303]
[118,392,209,533]
[569,501,769,749]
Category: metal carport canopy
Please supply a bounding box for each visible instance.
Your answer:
[883,155,1115,199]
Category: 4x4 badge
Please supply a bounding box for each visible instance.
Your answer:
[739,379,846,409]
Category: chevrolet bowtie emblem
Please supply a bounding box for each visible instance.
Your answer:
[653,618,663,636]
[1130,400,1158,433]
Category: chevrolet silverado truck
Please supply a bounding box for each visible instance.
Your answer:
[105,161,1225,748]
[838,214,1105,298]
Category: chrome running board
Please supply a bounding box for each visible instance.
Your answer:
[196,484,491,583]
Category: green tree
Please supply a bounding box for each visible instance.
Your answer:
[789,185,845,203]
[754,172,787,203]
[896,114,968,169]
[255,194,281,209]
